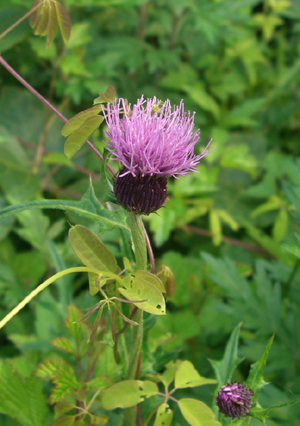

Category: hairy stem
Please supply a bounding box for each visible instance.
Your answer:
[128,212,147,270]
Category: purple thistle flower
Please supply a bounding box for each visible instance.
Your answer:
[216,382,253,418]
[103,96,213,215]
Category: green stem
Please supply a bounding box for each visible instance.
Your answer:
[128,212,147,270]
[125,213,147,426]
[0,267,122,330]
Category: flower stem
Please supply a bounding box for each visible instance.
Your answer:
[128,212,147,270]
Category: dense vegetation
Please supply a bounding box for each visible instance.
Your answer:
[0,0,300,425]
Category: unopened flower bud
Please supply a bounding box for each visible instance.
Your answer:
[216,382,253,418]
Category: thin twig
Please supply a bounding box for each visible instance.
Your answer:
[182,225,274,258]
[0,56,115,175]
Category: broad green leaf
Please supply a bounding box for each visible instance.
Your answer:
[49,416,76,426]
[54,0,71,43]
[119,276,166,315]
[246,335,274,402]
[33,2,50,36]
[54,402,74,418]
[0,361,47,426]
[209,324,242,386]
[51,363,82,403]
[154,404,173,426]
[47,1,58,47]
[175,361,217,389]
[64,115,104,159]
[61,106,103,136]
[130,270,165,292]
[101,380,158,410]
[69,225,117,273]
[272,209,288,242]
[51,337,77,356]
[178,399,221,426]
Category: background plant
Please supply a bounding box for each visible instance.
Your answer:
[0,0,300,425]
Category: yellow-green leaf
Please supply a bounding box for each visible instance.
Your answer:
[119,276,166,315]
[131,270,166,292]
[273,209,288,242]
[178,399,221,426]
[33,2,50,36]
[48,416,75,426]
[61,106,103,136]
[175,361,217,389]
[29,0,42,27]
[94,85,117,104]
[102,380,158,410]
[64,115,104,159]
[51,337,77,356]
[47,2,58,47]
[54,1,71,43]
[154,404,173,426]
[54,402,74,419]
[69,225,117,273]
[209,210,222,246]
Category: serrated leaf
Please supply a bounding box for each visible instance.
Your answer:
[178,399,221,426]
[249,399,300,423]
[0,361,47,426]
[61,106,103,136]
[119,277,166,315]
[65,304,83,347]
[69,224,117,273]
[175,361,217,389]
[54,1,71,43]
[35,359,62,379]
[51,337,77,356]
[33,2,50,36]
[246,335,274,402]
[64,115,104,159]
[51,363,81,403]
[101,380,158,410]
[54,402,74,418]
[209,324,242,386]
[47,2,58,47]
[154,403,173,426]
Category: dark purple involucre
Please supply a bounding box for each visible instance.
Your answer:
[103,96,213,214]
[216,382,253,418]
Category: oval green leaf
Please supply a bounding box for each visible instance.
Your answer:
[102,380,158,410]
[69,225,117,273]
[154,404,173,426]
[33,2,50,36]
[175,361,217,389]
[29,0,42,27]
[178,399,221,426]
[54,0,71,43]
[61,106,103,136]
[64,115,104,159]
[47,2,58,47]
[118,277,166,315]
[131,270,165,292]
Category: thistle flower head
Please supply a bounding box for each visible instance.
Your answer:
[103,96,213,214]
[216,382,253,418]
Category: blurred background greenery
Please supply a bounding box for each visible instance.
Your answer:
[0,0,300,425]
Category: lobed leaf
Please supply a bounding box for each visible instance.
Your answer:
[51,337,77,356]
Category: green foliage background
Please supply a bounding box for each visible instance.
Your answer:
[0,0,300,425]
